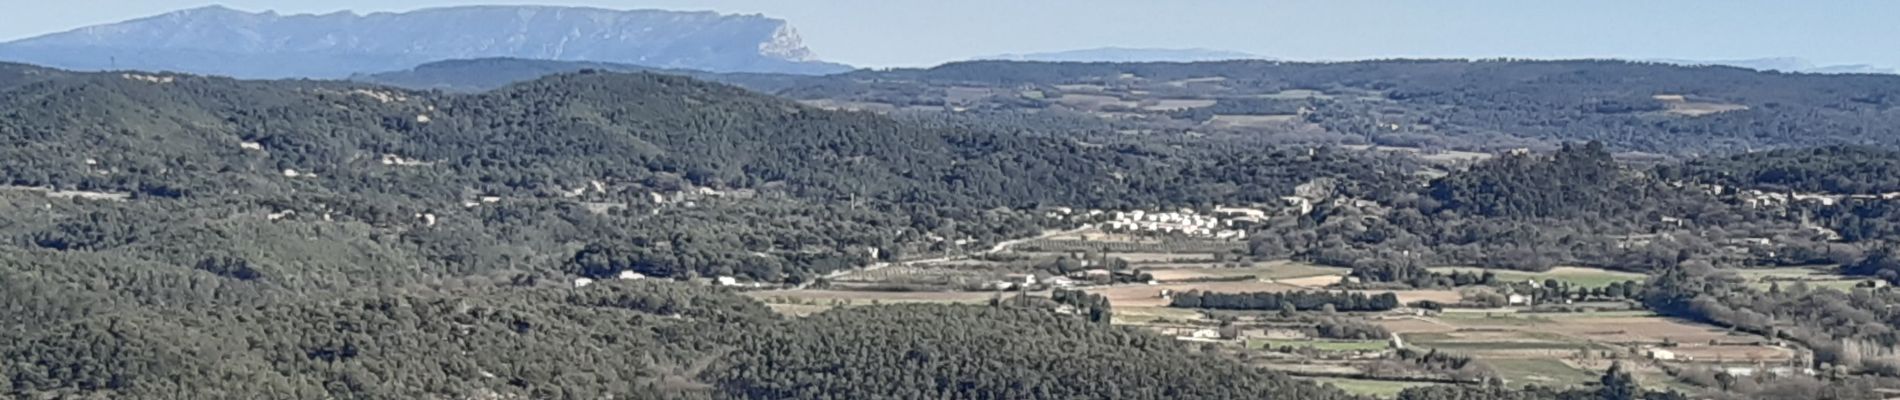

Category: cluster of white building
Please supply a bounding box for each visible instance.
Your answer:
[1101,209,1248,240]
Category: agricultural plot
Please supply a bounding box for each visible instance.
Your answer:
[1206,114,1301,128]
[798,99,900,113]
[1259,89,1334,99]
[1730,266,1874,291]
[1012,238,1243,254]
[1428,266,1645,288]
[1141,98,1217,111]
[1143,260,1348,282]
[1341,145,1495,165]
[1305,378,1434,398]
[1485,359,1599,387]
[1054,94,1139,111]
[1653,94,1749,116]
[828,264,1010,289]
[1087,281,1306,307]
[1112,306,1206,325]
[746,289,1001,307]
[1253,339,1390,352]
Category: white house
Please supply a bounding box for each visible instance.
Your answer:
[1507,294,1534,306]
[617,271,647,280]
[572,278,596,288]
[1647,349,1676,361]
[1047,276,1077,288]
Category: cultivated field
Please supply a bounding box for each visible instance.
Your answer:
[1729,266,1874,291]
[1428,266,1645,288]
[1653,94,1749,116]
[1207,114,1300,128]
[1485,359,1599,387]
[1253,339,1390,352]
[1341,145,1495,164]
[747,289,1001,306]
[1384,311,1796,365]
[1086,281,1460,308]
[1306,378,1433,398]
[1141,98,1218,111]
[1142,260,1348,282]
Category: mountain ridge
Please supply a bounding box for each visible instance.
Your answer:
[0,5,853,79]
[981,47,1267,63]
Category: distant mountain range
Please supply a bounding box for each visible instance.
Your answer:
[981,47,1266,63]
[1647,57,1895,75]
[0,5,853,79]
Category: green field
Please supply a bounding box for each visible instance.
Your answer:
[1485,359,1598,388]
[1435,312,1557,326]
[1404,332,1604,351]
[1430,266,1645,289]
[1731,266,1872,292]
[1438,310,1654,323]
[1252,339,1389,352]
[1305,378,1433,398]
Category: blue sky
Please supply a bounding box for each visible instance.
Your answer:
[6,0,1896,69]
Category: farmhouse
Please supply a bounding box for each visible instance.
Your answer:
[1647,348,1676,361]
[1507,294,1534,306]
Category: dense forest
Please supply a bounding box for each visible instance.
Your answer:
[357,58,1900,156]
[0,65,1414,285]
[816,60,1900,155]
[1,279,1365,399]
[1659,146,1900,195]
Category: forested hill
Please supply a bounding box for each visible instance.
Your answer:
[362,58,1900,155]
[0,65,1408,398]
[1659,146,1900,194]
[0,62,70,91]
[3,68,1043,204]
[797,59,1900,155]
[354,58,814,93]
[4,278,1367,399]
[0,65,1407,286]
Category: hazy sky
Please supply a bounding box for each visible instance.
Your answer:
[4,1,1896,69]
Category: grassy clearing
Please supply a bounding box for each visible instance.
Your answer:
[1112,306,1205,325]
[1486,359,1598,387]
[1428,266,1645,288]
[1253,339,1389,352]
[1306,378,1432,398]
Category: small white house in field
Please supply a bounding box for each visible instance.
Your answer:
[1647,349,1676,361]
[1188,329,1221,339]
[715,276,739,286]
[573,278,596,288]
[1507,294,1534,306]
[617,271,646,280]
